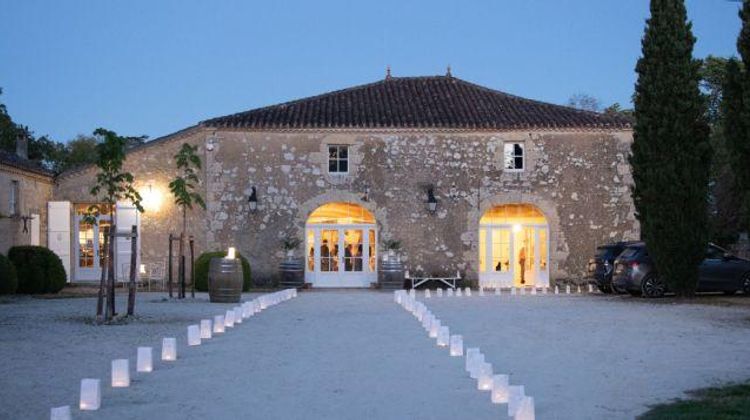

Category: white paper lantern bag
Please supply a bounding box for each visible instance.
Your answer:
[477,362,494,391]
[437,326,450,347]
[577,285,582,294]
[449,335,463,356]
[437,288,443,297]
[495,287,501,296]
[162,337,177,361]
[491,374,510,404]
[465,287,472,297]
[555,285,559,294]
[566,284,571,294]
[515,396,535,420]
[233,307,243,324]
[79,378,101,411]
[137,347,153,372]
[511,287,517,296]
[429,320,441,338]
[456,288,463,297]
[187,325,201,346]
[447,288,454,297]
[111,359,130,387]
[425,289,431,298]
[465,347,480,375]
[531,287,537,295]
[225,310,235,328]
[507,385,526,417]
[588,283,594,293]
[213,315,225,333]
[478,288,485,296]
[200,319,212,339]
[50,405,72,420]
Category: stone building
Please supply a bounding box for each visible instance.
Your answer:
[48,73,637,287]
[0,139,53,255]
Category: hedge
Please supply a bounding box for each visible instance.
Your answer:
[194,251,251,292]
[0,253,18,294]
[8,246,67,294]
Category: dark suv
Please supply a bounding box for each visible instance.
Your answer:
[587,242,636,293]
[612,242,750,298]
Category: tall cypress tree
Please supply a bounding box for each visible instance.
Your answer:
[722,58,748,231]
[630,0,711,297]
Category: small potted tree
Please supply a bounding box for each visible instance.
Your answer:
[383,239,402,262]
[279,236,304,288]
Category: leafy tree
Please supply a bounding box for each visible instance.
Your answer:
[603,103,635,118]
[89,128,144,321]
[168,143,205,299]
[0,88,20,154]
[630,0,711,297]
[61,135,99,171]
[700,56,730,124]
[567,93,601,112]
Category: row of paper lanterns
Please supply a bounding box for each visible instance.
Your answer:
[418,283,597,299]
[50,289,298,420]
[395,290,536,420]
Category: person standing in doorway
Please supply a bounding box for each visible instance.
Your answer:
[519,246,527,284]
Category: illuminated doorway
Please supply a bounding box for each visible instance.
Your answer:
[305,202,377,287]
[478,204,549,288]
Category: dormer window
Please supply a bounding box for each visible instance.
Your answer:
[504,142,524,171]
[328,145,349,174]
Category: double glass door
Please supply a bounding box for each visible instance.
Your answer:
[479,225,549,288]
[75,209,112,281]
[305,225,377,287]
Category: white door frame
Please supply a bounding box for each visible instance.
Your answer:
[479,223,549,288]
[305,224,377,287]
[74,213,112,281]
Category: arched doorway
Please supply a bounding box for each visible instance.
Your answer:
[478,204,549,288]
[305,202,377,287]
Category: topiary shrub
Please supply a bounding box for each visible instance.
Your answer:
[0,253,18,294]
[8,246,67,294]
[194,250,251,292]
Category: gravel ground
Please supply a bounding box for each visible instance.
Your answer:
[1,291,749,419]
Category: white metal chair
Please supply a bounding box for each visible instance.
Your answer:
[148,262,166,292]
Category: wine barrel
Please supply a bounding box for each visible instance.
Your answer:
[378,255,404,289]
[279,257,304,288]
[208,257,243,303]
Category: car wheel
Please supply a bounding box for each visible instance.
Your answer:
[641,275,665,298]
[742,274,750,296]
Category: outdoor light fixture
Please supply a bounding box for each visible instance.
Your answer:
[248,186,258,212]
[187,325,201,346]
[162,338,177,361]
[137,347,153,372]
[139,264,146,275]
[79,379,101,411]
[111,359,130,388]
[426,187,438,214]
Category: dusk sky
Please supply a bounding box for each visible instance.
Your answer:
[0,1,742,142]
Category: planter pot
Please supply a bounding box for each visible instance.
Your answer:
[208,257,243,303]
[279,256,304,288]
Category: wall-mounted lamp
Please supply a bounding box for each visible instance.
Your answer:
[362,186,370,202]
[248,186,258,213]
[426,187,438,214]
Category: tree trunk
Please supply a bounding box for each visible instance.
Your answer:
[168,233,174,298]
[189,235,195,299]
[96,232,109,323]
[105,223,117,321]
[179,206,186,299]
[127,225,137,316]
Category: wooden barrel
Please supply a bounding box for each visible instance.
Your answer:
[208,257,243,303]
[279,257,304,288]
[378,255,404,289]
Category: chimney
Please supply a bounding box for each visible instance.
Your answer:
[16,131,28,160]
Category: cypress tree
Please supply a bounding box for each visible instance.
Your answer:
[722,58,749,231]
[630,0,711,297]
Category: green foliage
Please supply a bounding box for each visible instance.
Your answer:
[194,251,252,292]
[89,128,144,214]
[0,253,18,294]
[382,239,402,251]
[169,143,206,211]
[60,135,99,172]
[638,382,750,420]
[603,103,634,118]
[701,55,731,124]
[7,246,66,294]
[566,93,601,112]
[630,0,711,297]
[282,237,303,251]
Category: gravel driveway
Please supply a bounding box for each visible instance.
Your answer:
[1,291,749,419]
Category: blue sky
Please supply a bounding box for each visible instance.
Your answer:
[0,1,742,142]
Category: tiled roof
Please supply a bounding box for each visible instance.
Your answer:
[202,75,632,130]
[0,149,54,177]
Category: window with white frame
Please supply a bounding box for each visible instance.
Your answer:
[503,142,524,171]
[328,145,349,173]
[9,180,19,216]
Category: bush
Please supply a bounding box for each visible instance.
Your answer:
[194,250,251,292]
[0,254,18,294]
[8,246,67,294]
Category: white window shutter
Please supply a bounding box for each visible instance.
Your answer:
[30,213,40,246]
[47,202,71,282]
[115,202,140,282]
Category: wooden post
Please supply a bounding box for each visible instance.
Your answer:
[96,231,109,322]
[127,225,137,316]
[105,224,117,320]
[189,235,195,298]
[180,254,186,299]
[168,233,174,298]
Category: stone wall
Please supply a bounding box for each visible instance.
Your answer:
[0,164,53,254]
[55,127,638,284]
